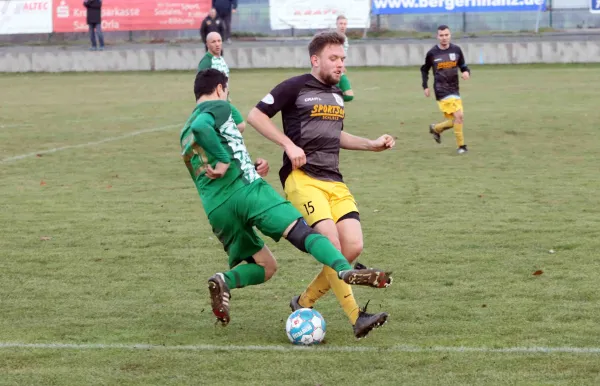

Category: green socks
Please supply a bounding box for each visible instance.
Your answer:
[304,234,352,272]
[223,263,266,289]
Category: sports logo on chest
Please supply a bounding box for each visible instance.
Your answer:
[305,93,345,121]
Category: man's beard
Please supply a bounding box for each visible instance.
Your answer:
[320,69,339,86]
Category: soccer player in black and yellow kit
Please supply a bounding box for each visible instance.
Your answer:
[247,31,395,339]
[421,25,471,154]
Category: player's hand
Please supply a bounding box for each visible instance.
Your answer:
[232,8,237,13]
[424,88,430,97]
[205,162,230,179]
[369,134,396,152]
[254,158,270,177]
[462,71,470,80]
[284,143,306,170]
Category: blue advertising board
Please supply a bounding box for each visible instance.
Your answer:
[372,0,547,14]
[591,0,600,13]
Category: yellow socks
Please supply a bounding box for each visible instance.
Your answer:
[453,123,465,147]
[298,266,360,325]
[433,119,454,133]
[298,268,329,308]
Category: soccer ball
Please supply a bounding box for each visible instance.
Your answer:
[285,308,326,345]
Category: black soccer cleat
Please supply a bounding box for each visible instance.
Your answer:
[338,264,392,288]
[353,301,389,339]
[429,124,441,144]
[457,145,468,154]
[208,273,231,326]
[289,295,306,312]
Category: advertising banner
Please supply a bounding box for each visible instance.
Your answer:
[53,0,210,32]
[0,0,53,34]
[372,0,546,15]
[269,0,371,30]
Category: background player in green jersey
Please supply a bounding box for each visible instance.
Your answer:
[181,69,393,326]
[335,15,354,102]
[197,31,246,132]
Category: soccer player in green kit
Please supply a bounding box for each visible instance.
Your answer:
[180,68,393,326]
[197,31,246,133]
[335,15,354,102]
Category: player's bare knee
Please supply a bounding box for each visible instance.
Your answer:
[343,239,363,262]
[263,261,277,281]
[454,112,464,124]
[236,121,246,133]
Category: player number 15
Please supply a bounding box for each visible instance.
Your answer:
[303,201,315,215]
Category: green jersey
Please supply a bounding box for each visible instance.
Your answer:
[180,100,260,215]
[342,35,349,56]
[197,52,230,78]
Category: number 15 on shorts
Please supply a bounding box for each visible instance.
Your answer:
[303,201,315,215]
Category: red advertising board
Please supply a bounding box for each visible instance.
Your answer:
[53,0,211,32]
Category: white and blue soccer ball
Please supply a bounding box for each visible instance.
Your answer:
[285,308,326,345]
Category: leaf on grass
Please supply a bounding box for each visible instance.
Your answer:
[40,180,46,186]
[532,270,544,276]
[40,236,52,241]
[107,185,112,189]
[481,304,487,308]
[36,154,43,157]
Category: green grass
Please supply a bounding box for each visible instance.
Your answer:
[1,65,600,385]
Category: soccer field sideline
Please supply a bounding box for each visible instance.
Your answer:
[0,123,180,164]
[1,341,600,354]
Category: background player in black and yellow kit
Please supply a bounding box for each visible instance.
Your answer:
[247,31,396,339]
[421,25,471,154]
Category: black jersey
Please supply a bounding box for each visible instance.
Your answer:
[256,74,346,187]
[420,43,470,101]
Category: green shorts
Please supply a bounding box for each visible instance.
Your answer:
[337,73,352,93]
[230,103,244,125]
[208,179,303,268]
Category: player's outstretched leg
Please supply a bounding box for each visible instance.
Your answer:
[284,219,392,289]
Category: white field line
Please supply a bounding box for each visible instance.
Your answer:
[0,123,179,164]
[0,342,599,354]
[0,115,173,129]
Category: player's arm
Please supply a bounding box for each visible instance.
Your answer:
[340,131,395,152]
[191,113,231,178]
[420,51,434,97]
[420,51,433,89]
[247,78,306,169]
[457,47,471,80]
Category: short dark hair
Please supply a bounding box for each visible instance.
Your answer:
[308,31,345,57]
[336,15,347,22]
[194,68,228,100]
[437,25,450,31]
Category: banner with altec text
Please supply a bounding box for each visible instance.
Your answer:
[0,0,53,35]
[269,0,371,30]
[372,0,546,14]
[53,0,211,33]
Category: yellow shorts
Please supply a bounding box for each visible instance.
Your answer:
[437,97,463,119]
[283,169,358,226]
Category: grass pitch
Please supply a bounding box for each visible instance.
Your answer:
[1,65,600,385]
